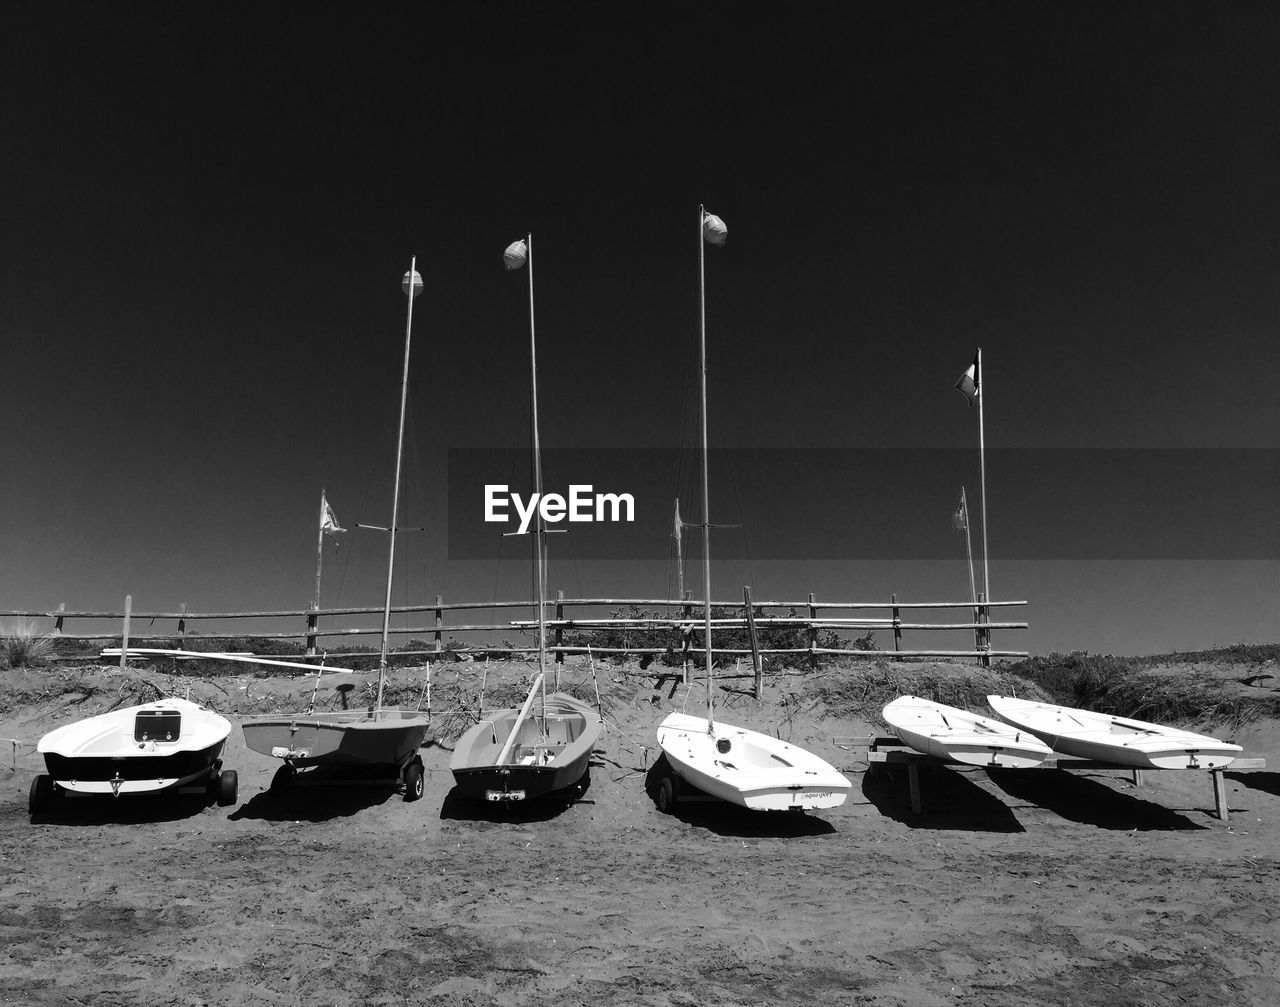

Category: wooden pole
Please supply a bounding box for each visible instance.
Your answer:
[744,586,762,699]
[434,594,443,655]
[306,604,318,657]
[555,589,565,665]
[891,593,902,659]
[807,592,818,669]
[1213,769,1230,821]
[978,591,990,668]
[312,489,327,642]
[119,594,132,670]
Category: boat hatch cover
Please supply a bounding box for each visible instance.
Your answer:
[135,710,181,743]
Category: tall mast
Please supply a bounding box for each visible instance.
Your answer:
[377,257,421,713]
[697,206,727,728]
[526,233,549,715]
[698,205,713,729]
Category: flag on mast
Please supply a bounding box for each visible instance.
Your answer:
[955,350,980,405]
[952,488,969,532]
[320,493,346,536]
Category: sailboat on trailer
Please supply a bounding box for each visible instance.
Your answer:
[449,234,602,803]
[240,260,432,800]
[654,206,851,813]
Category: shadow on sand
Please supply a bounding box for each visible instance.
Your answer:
[439,771,592,824]
[988,770,1206,831]
[642,758,837,838]
[861,764,1025,833]
[229,768,401,822]
[1226,770,1280,798]
[28,792,217,827]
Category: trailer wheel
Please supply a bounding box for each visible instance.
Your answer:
[657,776,676,814]
[29,775,53,815]
[205,762,223,801]
[404,759,425,802]
[217,770,238,807]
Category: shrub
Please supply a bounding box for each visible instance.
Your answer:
[1003,651,1280,733]
[0,624,56,669]
[560,604,866,669]
[815,663,1052,723]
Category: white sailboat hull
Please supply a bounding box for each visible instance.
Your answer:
[656,712,850,811]
[986,695,1242,770]
[883,695,1052,768]
[37,698,231,796]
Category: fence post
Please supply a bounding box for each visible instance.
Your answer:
[434,595,444,655]
[178,602,187,646]
[54,602,65,635]
[808,592,818,669]
[891,593,902,660]
[555,590,565,665]
[305,603,318,657]
[119,595,132,670]
[978,591,990,667]
[744,586,762,698]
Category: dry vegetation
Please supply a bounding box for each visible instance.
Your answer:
[14,643,1280,739]
[0,623,55,669]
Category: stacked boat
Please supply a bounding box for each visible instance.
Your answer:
[882,695,1052,768]
[881,693,1241,772]
[986,695,1242,770]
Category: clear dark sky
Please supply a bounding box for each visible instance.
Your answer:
[2,2,1278,655]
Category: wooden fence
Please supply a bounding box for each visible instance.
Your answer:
[4,592,1026,672]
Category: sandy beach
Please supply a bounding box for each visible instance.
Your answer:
[2,659,1278,1006]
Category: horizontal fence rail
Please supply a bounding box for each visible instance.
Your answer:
[4,592,1027,669]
